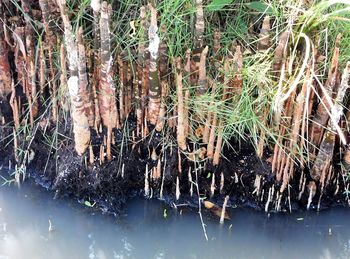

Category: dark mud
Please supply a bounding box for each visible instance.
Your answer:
[0,119,347,217]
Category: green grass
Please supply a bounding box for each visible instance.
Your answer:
[2,0,350,169]
[107,0,350,155]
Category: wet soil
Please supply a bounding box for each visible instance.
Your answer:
[0,119,347,217]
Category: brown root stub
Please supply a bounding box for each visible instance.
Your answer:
[155,81,168,132]
[0,17,12,117]
[59,43,69,112]
[272,31,290,76]
[339,62,350,168]
[147,2,161,126]
[20,0,37,124]
[190,0,205,88]
[183,50,191,137]
[194,0,204,50]
[310,34,341,148]
[99,1,119,129]
[58,0,90,155]
[207,112,218,160]
[313,61,350,181]
[213,120,223,166]
[257,16,271,51]
[197,46,209,95]
[78,27,95,128]
[279,69,310,189]
[231,45,243,94]
[311,132,335,181]
[41,0,59,122]
[175,58,187,151]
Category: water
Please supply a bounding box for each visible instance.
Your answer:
[0,181,350,259]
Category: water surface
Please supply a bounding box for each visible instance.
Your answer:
[0,181,349,259]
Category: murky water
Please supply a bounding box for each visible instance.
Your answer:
[0,181,350,259]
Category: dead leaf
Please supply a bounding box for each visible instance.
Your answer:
[195,126,203,138]
[13,30,27,58]
[129,20,136,38]
[204,200,215,209]
[203,200,230,219]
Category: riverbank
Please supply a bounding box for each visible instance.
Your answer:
[0,122,347,217]
[1,0,350,215]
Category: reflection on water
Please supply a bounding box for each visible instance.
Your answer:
[0,181,350,259]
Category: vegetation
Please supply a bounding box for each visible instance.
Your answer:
[0,0,350,214]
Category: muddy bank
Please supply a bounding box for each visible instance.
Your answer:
[0,120,347,217]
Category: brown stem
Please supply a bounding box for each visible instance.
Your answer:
[78,27,95,127]
[315,62,350,181]
[310,34,341,148]
[213,120,223,166]
[147,2,161,125]
[197,46,208,95]
[207,112,218,160]
[0,18,12,123]
[175,58,187,151]
[98,1,119,129]
[57,0,90,155]
[257,16,271,51]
